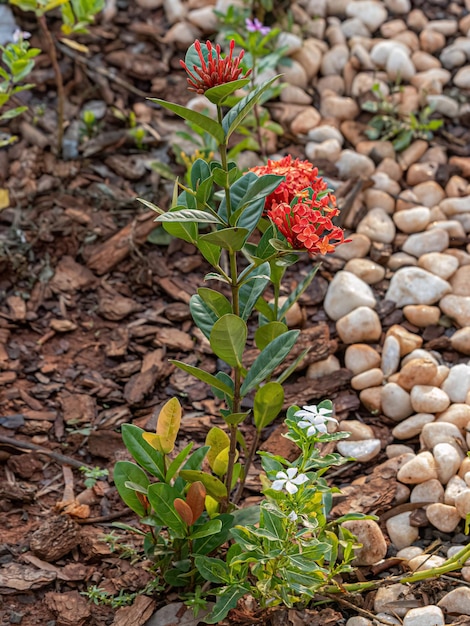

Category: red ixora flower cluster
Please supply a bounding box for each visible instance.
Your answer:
[268,199,346,256]
[249,155,333,210]
[180,40,252,94]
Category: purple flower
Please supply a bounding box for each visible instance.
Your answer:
[245,18,271,36]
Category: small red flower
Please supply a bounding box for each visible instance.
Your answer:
[180,40,252,94]
[268,198,346,257]
[249,155,333,210]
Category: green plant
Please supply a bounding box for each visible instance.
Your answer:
[362,82,443,151]
[9,0,103,153]
[79,465,109,488]
[0,30,40,146]
[80,109,98,139]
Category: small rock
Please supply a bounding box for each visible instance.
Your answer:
[324,271,376,321]
[454,67,470,89]
[402,229,450,258]
[341,519,387,565]
[336,150,375,178]
[403,305,440,327]
[410,478,444,503]
[418,252,458,280]
[440,195,470,217]
[345,0,388,31]
[321,95,359,120]
[305,138,342,162]
[392,413,435,440]
[381,335,401,378]
[280,85,312,105]
[438,587,470,616]
[450,328,470,355]
[386,325,423,356]
[397,358,439,391]
[344,344,381,374]
[356,208,396,244]
[351,368,384,390]
[437,404,470,429]
[450,266,470,297]
[407,554,446,572]
[336,438,382,462]
[306,355,341,379]
[444,476,468,506]
[343,259,386,284]
[386,267,451,306]
[425,503,461,533]
[336,307,382,344]
[397,451,438,484]
[290,107,321,135]
[412,181,446,208]
[440,295,470,327]
[420,422,466,451]
[410,385,450,414]
[333,233,371,260]
[386,48,416,81]
[433,443,463,484]
[441,364,470,403]
[393,206,432,234]
[381,383,414,421]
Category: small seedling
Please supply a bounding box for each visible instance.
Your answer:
[79,465,109,488]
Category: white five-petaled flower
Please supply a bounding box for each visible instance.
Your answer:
[295,404,338,436]
[271,467,308,494]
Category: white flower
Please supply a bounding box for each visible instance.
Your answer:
[271,467,308,494]
[287,510,298,522]
[295,404,338,436]
[12,29,31,42]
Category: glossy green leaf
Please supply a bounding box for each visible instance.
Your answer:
[155,209,223,224]
[197,288,232,318]
[240,330,299,396]
[170,360,234,398]
[194,555,230,583]
[199,227,249,251]
[179,470,227,500]
[204,586,250,624]
[197,239,221,266]
[113,461,149,516]
[254,321,288,351]
[210,314,247,368]
[189,519,222,540]
[190,158,211,188]
[147,483,187,537]
[190,294,218,340]
[222,75,281,140]
[204,78,251,105]
[121,424,165,482]
[150,99,225,145]
[238,262,271,321]
[253,382,284,431]
[165,442,194,482]
[162,219,198,244]
[222,411,249,425]
[193,513,234,555]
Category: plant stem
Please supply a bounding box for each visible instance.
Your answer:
[38,14,64,155]
[233,430,260,505]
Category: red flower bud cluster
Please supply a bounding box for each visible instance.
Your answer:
[180,40,252,94]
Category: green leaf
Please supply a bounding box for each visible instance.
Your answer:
[238,262,271,321]
[190,294,219,340]
[113,461,150,516]
[261,504,285,541]
[194,555,230,583]
[179,470,227,500]
[205,585,250,624]
[150,99,225,145]
[170,360,234,398]
[166,442,194,482]
[204,78,251,105]
[147,483,187,537]
[193,513,234,555]
[278,264,320,321]
[253,382,284,431]
[0,106,27,120]
[182,445,210,472]
[190,158,211,189]
[199,227,249,251]
[189,519,222,540]
[276,347,309,385]
[121,424,165,482]
[156,209,223,224]
[209,314,247,368]
[206,427,230,470]
[197,288,232,318]
[222,75,281,140]
[240,330,299,396]
[197,239,221,266]
[254,321,288,351]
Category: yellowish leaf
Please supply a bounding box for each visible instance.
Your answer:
[142,432,165,453]
[0,189,10,211]
[156,397,182,454]
[205,426,230,471]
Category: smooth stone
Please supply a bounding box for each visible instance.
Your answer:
[386,325,423,356]
[385,0,410,12]
[381,383,414,421]
[280,59,309,89]
[371,171,401,195]
[403,305,441,327]
[386,512,420,550]
[306,355,341,379]
[321,95,359,121]
[401,350,438,368]
[426,504,461,534]
[370,41,410,67]
[459,459,470,479]
[433,443,463,484]
[397,451,438,484]
[420,422,466,451]
[277,31,303,55]
[388,252,418,270]
[363,189,395,214]
[441,364,470,403]
[450,266,470,297]
[351,368,384,390]
[343,259,385,284]
[346,618,373,626]
[333,233,371,260]
[338,420,374,440]
[374,584,416,617]
[386,47,416,81]
[307,124,344,144]
[336,307,382,344]
[450,328,470,355]
[387,444,415,458]
[454,67,470,89]
[455,490,470,518]
[324,271,376,321]
[359,387,382,414]
[440,195,470,217]
[345,344,381,374]
[418,252,458,280]
[396,546,424,561]
[305,138,342,162]
[437,404,470,429]
[336,150,375,178]
[427,94,460,118]
[345,0,387,31]
[444,476,468,506]
[393,206,431,233]
[386,268,451,306]
[438,587,470,616]
[290,107,321,135]
[381,335,401,378]
[321,44,349,75]
[412,50,441,71]
[356,208,396,244]
[187,7,218,31]
[336,438,381,462]
[402,229,450,258]
[440,295,470,327]
[397,358,438,391]
[410,479,444,503]
[280,85,312,105]
[412,181,446,207]
[341,519,387,565]
[410,385,450,414]
[392,413,435,440]
[292,40,323,80]
[407,555,446,572]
